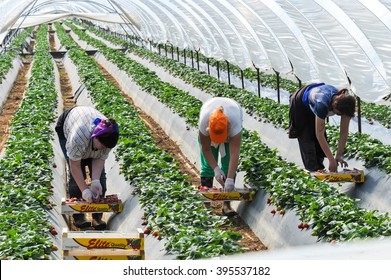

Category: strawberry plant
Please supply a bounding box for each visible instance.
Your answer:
[0,25,58,259]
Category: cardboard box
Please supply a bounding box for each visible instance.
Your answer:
[61,197,123,214]
[312,168,364,183]
[63,249,144,260]
[199,188,254,201]
[62,228,144,250]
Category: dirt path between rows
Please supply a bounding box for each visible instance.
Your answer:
[0,57,33,154]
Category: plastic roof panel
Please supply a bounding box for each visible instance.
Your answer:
[1,0,391,102]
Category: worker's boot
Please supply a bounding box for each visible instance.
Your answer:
[92,213,107,230]
[73,214,90,228]
[222,201,236,217]
[201,177,213,208]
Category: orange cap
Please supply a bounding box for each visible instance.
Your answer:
[209,107,228,143]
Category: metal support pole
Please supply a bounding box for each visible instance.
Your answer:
[177,47,180,61]
[226,60,231,85]
[295,75,302,88]
[191,50,194,68]
[1,0,38,50]
[357,96,362,134]
[207,58,210,75]
[196,51,200,71]
[241,69,245,89]
[217,61,220,81]
[165,44,168,57]
[171,45,174,60]
[274,69,281,104]
[184,49,186,65]
[256,67,261,98]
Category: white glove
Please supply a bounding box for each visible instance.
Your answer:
[224,178,235,192]
[214,166,226,186]
[91,179,103,199]
[82,188,94,202]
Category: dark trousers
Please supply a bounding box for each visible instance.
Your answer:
[289,86,325,171]
[58,138,107,221]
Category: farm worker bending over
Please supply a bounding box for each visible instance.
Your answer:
[55,106,119,229]
[289,83,356,172]
[198,97,243,217]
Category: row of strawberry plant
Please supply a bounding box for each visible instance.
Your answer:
[79,22,391,175]
[0,25,58,259]
[0,28,33,82]
[55,22,243,259]
[79,20,391,129]
[67,22,391,242]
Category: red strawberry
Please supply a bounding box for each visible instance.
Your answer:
[271,209,276,215]
[267,198,272,205]
[143,228,151,234]
[279,209,285,215]
[152,230,159,237]
[303,223,309,229]
[157,236,162,241]
[50,227,58,235]
[298,223,304,229]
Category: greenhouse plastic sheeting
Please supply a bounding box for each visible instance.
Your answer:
[1,0,391,102]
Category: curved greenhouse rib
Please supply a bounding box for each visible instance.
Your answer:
[138,0,192,49]
[172,0,222,57]
[213,0,269,69]
[260,0,320,80]
[119,0,166,41]
[27,0,115,14]
[183,0,235,61]
[199,0,252,69]
[282,0,347,84]
[315,0,388,99]
[155,0,209,51]
[232,0,290,72]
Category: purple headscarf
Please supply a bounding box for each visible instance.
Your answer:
[91,118,119,138]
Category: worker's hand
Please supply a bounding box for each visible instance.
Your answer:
[328,158,338,173]
[91,179,103,199]
[224,178,235,192]
[82,188,94,202]
[335,156,348,168]
[214,166,226,186]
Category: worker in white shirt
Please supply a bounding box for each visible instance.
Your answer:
[198,97,243,216]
